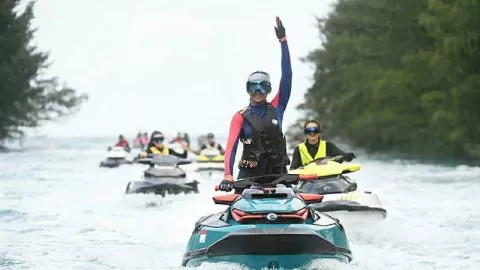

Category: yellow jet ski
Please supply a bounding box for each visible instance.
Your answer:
[289,156,386,226]
[195,148,224,175]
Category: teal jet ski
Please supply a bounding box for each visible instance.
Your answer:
[181,174,352,270]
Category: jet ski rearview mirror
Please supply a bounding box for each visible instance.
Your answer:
[297,193,324,204]
[177,160,192,166]
[135,158,153,165]
[328,155,345,163]
[212,194,240,205]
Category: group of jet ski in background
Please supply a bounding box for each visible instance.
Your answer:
[98,17,387,270]
[107,131,195,152]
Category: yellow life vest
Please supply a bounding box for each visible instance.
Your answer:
[149,146,169,155]
[299,141,326,166]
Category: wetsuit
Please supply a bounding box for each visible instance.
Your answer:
[116,140,129,148]
[146,146,187,158]
[115,140,131,152]
[224,40,292,180]
[289,140,347,170]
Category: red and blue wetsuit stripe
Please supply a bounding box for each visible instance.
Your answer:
[224,40,292,178]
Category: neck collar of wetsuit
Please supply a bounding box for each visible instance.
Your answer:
[249,101,267,108]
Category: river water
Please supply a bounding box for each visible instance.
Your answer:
[1,137,479,269]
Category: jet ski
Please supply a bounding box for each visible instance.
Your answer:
[181,174,352,270]
[99,146,133,168]
[289,156,387,225]
[195,148,224,176]
[125,155,199,196]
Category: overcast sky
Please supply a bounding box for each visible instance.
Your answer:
[31,0,334,139]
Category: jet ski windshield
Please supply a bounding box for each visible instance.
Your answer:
[136,155,192,166]
[200,148,221,158]
[144,166,186,178]
[296,175,357,194]
[151,155,191,166]
[241,185,296,199]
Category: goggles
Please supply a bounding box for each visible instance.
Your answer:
[246,80,271,94]
[304,127,320,135]
[153,137,164,143]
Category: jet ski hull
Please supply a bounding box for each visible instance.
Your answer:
[99,158,131,168]
[294,173,387,225]
[310,200,387,226]
[195,163,224,172]
[182,225,351,269]
[185,254,348,269]
[125,178,199,196]
[317,209,386,227]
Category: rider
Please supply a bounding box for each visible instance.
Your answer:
[133,132,142,148]
[115,135,131,152]
[218,17,292,192]
[170,132,191,145]
[190,132,225,155]
[141,132,149,144]
[138,131,188,158]
[289,120,356,169]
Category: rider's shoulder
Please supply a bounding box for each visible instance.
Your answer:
[238,106,250,115]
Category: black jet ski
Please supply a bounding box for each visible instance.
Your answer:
[125,155,199,196]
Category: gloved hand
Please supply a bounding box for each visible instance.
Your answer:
[274,16,286,40]
[218,175,234,192]
[343,152,356,162]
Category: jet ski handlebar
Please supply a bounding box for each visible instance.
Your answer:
[135,157,153,165]
[214,174,299,192]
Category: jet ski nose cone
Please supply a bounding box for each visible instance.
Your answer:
[267,261,279,269]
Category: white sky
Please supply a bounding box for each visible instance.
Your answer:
[31,0,333,139]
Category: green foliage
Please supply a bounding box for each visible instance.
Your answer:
[0,0,87,142]
[297,0,480,160]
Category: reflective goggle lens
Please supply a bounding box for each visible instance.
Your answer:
[304,127,320,134]
[153,137,164,142]
[246,80,271,94]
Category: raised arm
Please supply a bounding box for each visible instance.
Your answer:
[271,17,292,114]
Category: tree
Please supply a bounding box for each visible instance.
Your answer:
[0,0,87,142]
[297,0,480,161]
